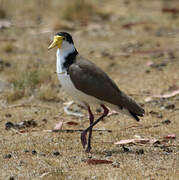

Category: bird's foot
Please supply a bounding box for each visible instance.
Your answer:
[85,146,91,153]
[81,131,87,149]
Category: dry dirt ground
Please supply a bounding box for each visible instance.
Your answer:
[0,0,179,179]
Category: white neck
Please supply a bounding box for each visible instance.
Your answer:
[56,41,75,74]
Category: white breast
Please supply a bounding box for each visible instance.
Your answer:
[56,48,102,105]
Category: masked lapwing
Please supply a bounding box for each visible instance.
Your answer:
[48,32,145,152]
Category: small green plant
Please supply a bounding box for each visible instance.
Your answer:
[5,88,25,102]
[5,67,51,102]
[12,70,40,90]
[38,84,61,102]
[3,44,14,53]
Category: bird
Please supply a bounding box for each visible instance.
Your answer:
[48,32,145,153]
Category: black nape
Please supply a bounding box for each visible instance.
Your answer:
[56,32,74,44]
[63,49,78,72]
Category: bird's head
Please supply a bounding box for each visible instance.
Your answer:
[48,32,74,50]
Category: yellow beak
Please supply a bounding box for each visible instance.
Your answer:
[48,35,63,50]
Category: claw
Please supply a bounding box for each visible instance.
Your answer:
[81,131,87,148]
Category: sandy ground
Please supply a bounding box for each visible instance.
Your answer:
[0,0,178,179]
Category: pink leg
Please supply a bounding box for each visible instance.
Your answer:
[81,104,109,152]
[85,106,94,152]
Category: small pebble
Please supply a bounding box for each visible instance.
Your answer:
[19,160,25,166]
[136,149,144,154]
[32,150,37,155]
[96,108,102,113]
[153,143,160,147]
[145,69,151,73]
[89,50,94,54]
[24,149,29,153]
[53,151,60,156]
[0,59,4,64]
[122,146,130,152]
[162,147,173,153]
[5,122,14,130]
[161,119,171,125]
[165,104,175,110]
[39,152,46,156]
[5,62,11,67]
[34,111,38,114]
[101,51,110,57]
[160,106,165,110]
[5,113,12,118]
[42,118,47,123]
[112,161,120,168]
[91,176,96,179]
[153,140,160,145]
[25,119,37,127]
[168,51,176,59]
[9,177,15,180]
[88,154,92,159]
[105,151,112,157]
[4,154,12,159]
[157,114,163,118]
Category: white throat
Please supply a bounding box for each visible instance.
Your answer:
[56,41,75,74]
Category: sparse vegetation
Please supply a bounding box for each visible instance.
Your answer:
[0,7,6,18]
[62,0,110,25]
[4,66,53,102]
[5,88,24,102]
[38,84,61,102]
[0,0,178,179]
[3,43,14,53]
[63,0,95,23]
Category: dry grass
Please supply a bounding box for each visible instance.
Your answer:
[62,0,110,26]
[63,0,95,22]
[0,0,179,179]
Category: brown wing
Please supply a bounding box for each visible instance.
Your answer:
[68,55,144,116]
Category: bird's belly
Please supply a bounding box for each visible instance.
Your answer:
[58,74,101,105]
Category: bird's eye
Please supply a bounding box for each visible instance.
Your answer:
[63,37,66,40]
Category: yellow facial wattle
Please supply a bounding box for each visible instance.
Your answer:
[48,35,64,50]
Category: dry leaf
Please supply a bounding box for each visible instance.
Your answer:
[19,129,29,133]
[135,138,151,144]
[122,21,154,29]
[0,20,11,29]
[115,138,158,145]
[54,121,63,130]
[114,139,135,145]
[146,61,154,67]
[66,121,78,126]
[145,89,179,102]
[87,159,113,165]
[145,97,153,102]
[162,8,179,14]
[163,134,176,139]
[154,90,179,98]
[39,172,50,178]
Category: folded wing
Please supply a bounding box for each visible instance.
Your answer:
[68,55,144,117]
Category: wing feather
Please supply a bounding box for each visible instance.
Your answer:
[68,55,144,116]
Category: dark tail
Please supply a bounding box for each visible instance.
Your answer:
[129,110,144,122]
